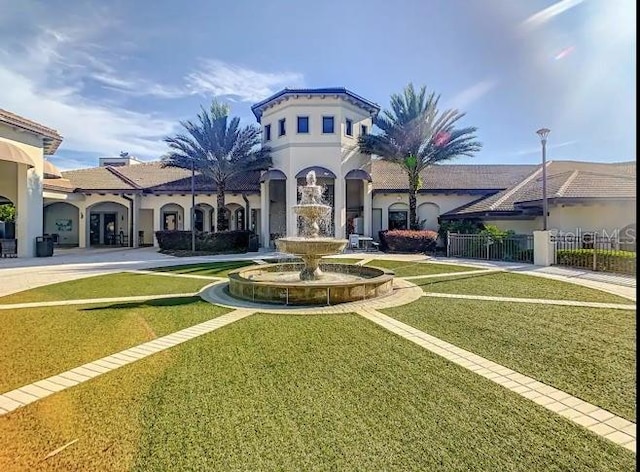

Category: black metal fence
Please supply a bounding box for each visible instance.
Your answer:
[447,233,534,263]
[552,234,636,275]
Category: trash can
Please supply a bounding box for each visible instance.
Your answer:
[35,236,54,257]
[248,234,259,252]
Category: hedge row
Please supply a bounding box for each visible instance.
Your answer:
[378,229,438,253]
[556,249,636,275]
[155,230,255,253]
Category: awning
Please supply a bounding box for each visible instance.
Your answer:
[0,140,36,168]
[260,169,287,182]
[295,166,336,179]
[44,159,63,179]
[345,168,372,182]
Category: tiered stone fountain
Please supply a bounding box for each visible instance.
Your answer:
[227,170,394,305]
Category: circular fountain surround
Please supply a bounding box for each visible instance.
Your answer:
[228,262,394,306]
[226,169,395,306]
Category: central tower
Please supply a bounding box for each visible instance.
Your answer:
[251,88,380,249]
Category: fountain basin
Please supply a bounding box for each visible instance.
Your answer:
[276,237,349,280]
[228,262,394,305]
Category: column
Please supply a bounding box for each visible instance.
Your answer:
[363,180,373,237]
[286,178,297,238]
[381,205,389,231]
[78,203,87,248]
[16,163,43,257]
[153,205,162,247]
[183,201,191,232]
[333,178,346,238]
[132,194,140,248]
[260,181,270,248]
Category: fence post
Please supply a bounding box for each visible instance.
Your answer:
[485,236,490,260]
[533,230,554,266]
[592,247,597,271]
[446,231,450,258]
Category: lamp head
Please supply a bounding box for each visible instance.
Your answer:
[536,128,551,142]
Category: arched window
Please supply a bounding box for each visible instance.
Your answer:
[388,202,409,230]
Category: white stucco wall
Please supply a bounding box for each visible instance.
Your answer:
[44,202,80,245]
[1,126,45,256]
[548,202,636,236]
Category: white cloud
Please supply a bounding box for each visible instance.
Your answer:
[521,0,585,32]
[186,60,304,102]
[0,21,176,161]
[512,140,578,156]
[447,79,497,110]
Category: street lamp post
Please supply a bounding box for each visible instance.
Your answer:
[191,159,196,252]
[536,128,551,231]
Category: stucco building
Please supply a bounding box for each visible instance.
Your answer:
[0,88,636,255]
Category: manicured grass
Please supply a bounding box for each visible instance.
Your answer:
[0,297,229,392]
[149,260,255,277]
[0,273,210,304]
[415,271,631,303]
[1,314,633,470]
[383,298,636,421]
[365,259,477,277]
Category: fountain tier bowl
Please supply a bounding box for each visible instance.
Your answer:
[275,237,348,257]
[228,262,394,306]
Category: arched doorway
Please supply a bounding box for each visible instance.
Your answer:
[43,202,80,246]
[194,203,214,232]
[159,203,184,231]
[224,203,243,231]
[86,201,129,246]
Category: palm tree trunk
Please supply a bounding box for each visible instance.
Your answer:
[408,173,419,230]
[216,182,226,231]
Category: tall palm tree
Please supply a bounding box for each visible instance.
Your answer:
[359,84,481,229]
[163,101,271,231]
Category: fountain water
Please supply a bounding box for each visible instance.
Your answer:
[275,170,348,280]
[227,170,394,305]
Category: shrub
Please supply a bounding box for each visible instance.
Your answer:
[155,230,252,253]
[378,229,438,253]
[556,249,636,275]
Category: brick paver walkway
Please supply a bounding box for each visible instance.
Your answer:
[0,309,254,416]
[357,307,636,453]
[422,292,636,310]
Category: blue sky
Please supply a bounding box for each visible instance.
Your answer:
[0,0,635,170]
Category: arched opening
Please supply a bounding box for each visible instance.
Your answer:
[296,167,335,236]
[0,196,16,240]
[43,202,80,246]
[388,202,409,230]
[87,201,129,246]
[345,169,371,236]
[417,202,441,231]
[193,203,214,232]
[159,203,184,231]
[224,203,243,231]
[261,170,287,246]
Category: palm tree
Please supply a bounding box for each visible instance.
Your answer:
[163,101,271,231]
[359,83,481,229]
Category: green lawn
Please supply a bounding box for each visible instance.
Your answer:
[0,273,210,304]
[149,260,255,277]
[415,271,632,303]
[383,298,636,421]
[365,259,478,277]
[0,297,229,392]
[0,314,633,471]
